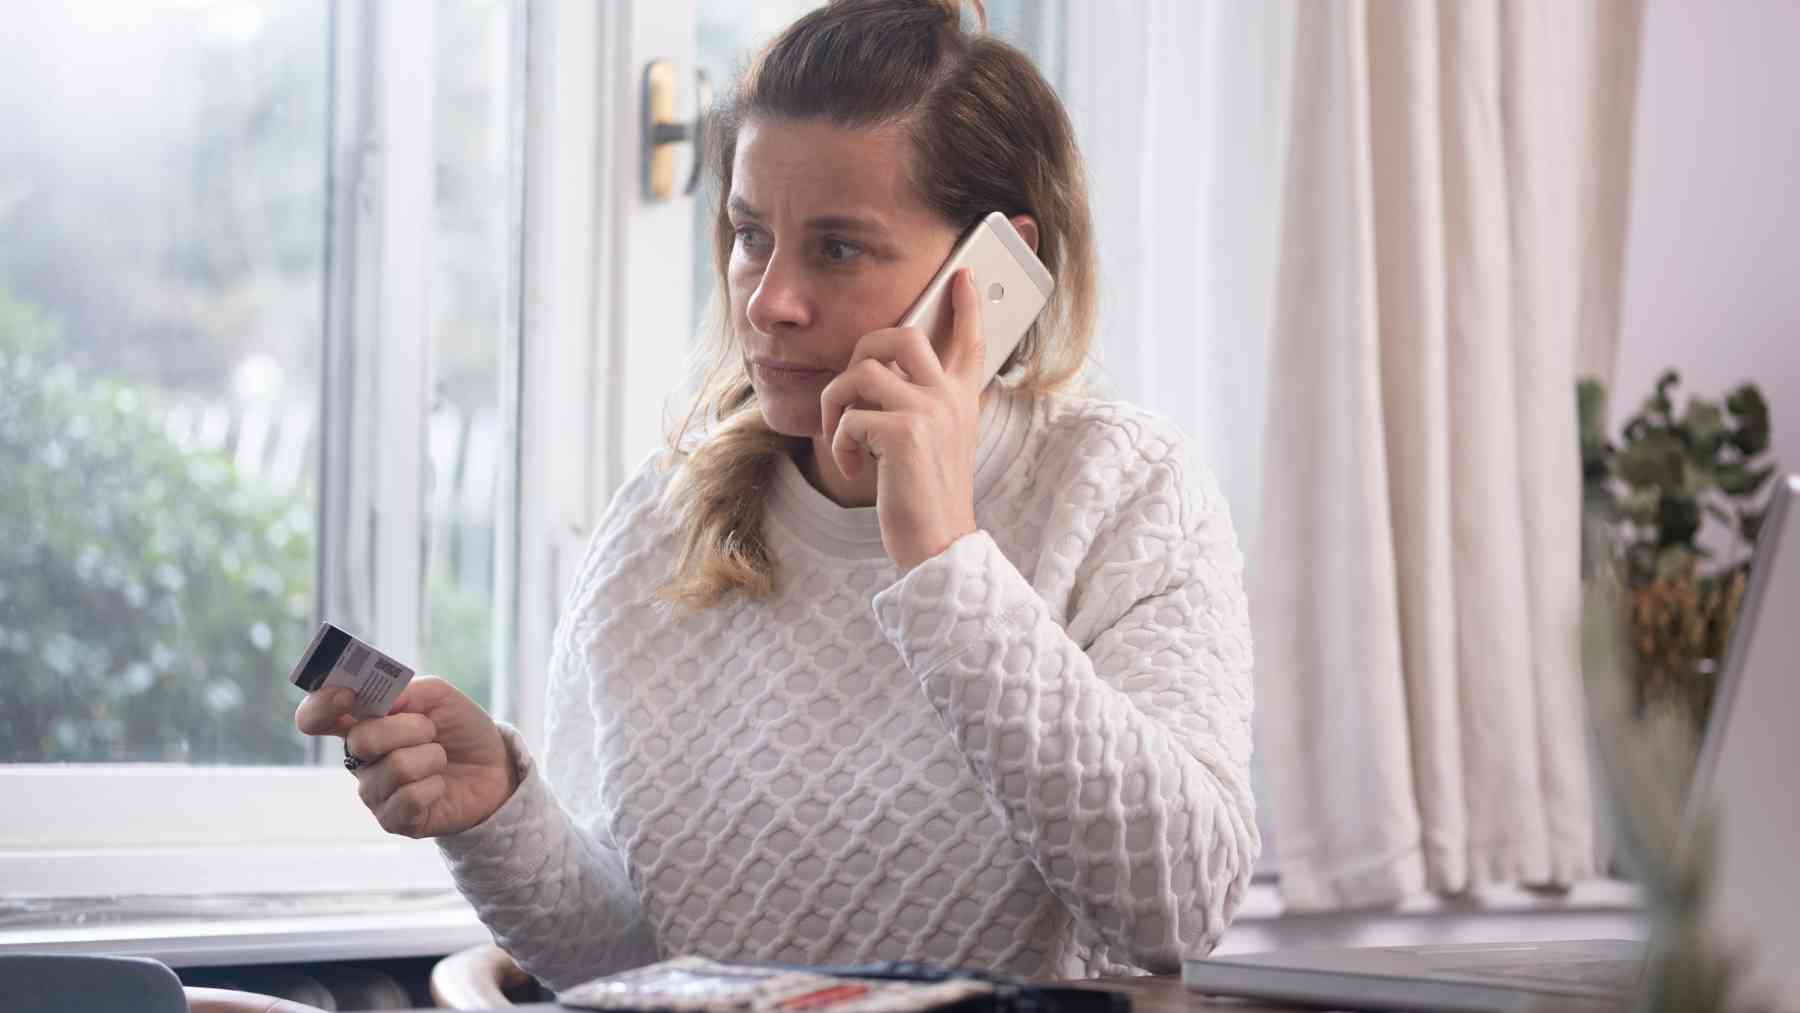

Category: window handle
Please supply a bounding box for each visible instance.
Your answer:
[643,60,712,200]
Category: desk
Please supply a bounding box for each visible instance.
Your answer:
[478,976,1306,1013]
[1068,975,1299,1013]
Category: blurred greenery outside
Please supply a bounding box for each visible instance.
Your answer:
[1,288,313,762]
[1,1,504,764]
[0,287,494,763]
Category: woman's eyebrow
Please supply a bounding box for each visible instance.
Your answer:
[726,197,889,235]
[804,214,889,235]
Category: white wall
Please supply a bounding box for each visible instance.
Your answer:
[1614,0,1800,475]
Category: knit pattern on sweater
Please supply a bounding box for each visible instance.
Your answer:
[437,391,1258,991]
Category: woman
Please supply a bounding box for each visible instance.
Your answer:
[296,0,1257,988]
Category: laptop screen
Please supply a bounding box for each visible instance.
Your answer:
[1688,474,1800,1010]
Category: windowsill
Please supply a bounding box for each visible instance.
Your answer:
[0,896,490,968]
[1216,878,1648,955]
[0,880,1646,969]
[1230,876,1644,921]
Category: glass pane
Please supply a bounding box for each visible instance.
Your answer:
[985,0,1065,85]
[423,0,518,709]
[0,2,329,764]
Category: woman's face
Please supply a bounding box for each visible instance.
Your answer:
[727,116,959,438]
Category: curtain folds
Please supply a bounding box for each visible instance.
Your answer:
[1253,0,1643,910]
[1059,0,1643,911]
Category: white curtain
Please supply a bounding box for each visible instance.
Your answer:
[1059,0,1296,551]
[1061,0,1643,910]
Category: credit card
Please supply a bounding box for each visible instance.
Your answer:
[286,622,415,718]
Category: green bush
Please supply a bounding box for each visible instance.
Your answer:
[0,289,315,763]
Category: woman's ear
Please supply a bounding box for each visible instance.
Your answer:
[1009,215,1040,255]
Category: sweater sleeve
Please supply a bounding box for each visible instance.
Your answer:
[433,457,674,992]
[435,724,659,992]
[870,451,1259,973]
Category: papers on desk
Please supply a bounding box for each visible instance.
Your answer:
[558,957,995,1013]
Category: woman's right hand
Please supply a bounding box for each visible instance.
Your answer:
[294,676,518,839]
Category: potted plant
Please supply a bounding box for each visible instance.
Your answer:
[1578,370,1777,734]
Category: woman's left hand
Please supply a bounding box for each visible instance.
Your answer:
[820,267,985,572]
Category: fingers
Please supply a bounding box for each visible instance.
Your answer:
[944,268,985,383]
[298,675,459,739]
[356,742,449,824]
[295,686,357,737]
[345,711,438,764]
[293,674,470,839]
[831,406,929,483]
[374,773,449,839]
[844,325,946,386]
[390,673,457,714]
[819,356,929,449]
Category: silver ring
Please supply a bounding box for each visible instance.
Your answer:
[344,742,366,772]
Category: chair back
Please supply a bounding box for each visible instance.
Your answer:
[1,953,187,1013]
[431,942,539,1008]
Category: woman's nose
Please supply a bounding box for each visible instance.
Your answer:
[745,254,813,335]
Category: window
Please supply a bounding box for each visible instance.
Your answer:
[0,0,541,901]
[0,0,526,756]
[1,1,331,768]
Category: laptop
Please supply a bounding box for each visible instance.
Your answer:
[1184,474,1800,1012]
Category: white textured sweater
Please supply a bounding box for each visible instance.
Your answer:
[437,389,1258,990]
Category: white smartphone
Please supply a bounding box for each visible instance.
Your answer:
[899,211,1055,386]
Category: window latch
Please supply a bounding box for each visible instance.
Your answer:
[643,60,712,201]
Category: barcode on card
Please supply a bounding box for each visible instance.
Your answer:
[342,642,370,675]
[372,657,402,680]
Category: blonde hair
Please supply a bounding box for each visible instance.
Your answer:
[659,0,1097,609]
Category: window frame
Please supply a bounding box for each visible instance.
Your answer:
[0,0,636,903]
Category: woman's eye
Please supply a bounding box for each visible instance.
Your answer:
[734,227,770,254]
[822,239,862,264]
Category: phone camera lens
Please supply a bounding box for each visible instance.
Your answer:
[987,282,1005,302]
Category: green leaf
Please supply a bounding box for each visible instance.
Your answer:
[1683,398,1725,441]
[1726,383,1771,456]
[1649,370,1680,422]
[1621,487,1661,526]
[1577,379,1612,466]
[1658,494,1702,547]
[1680,458,1713,498]
[1616,431,1687,488]
[1682,397,1729,461]
[1578,379,1608,429]
[1717,462,1775,497]
[1725,383,1767,418]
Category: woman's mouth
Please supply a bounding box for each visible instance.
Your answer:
[750,359,836,389]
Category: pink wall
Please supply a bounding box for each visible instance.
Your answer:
[1614,0,1800,476]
